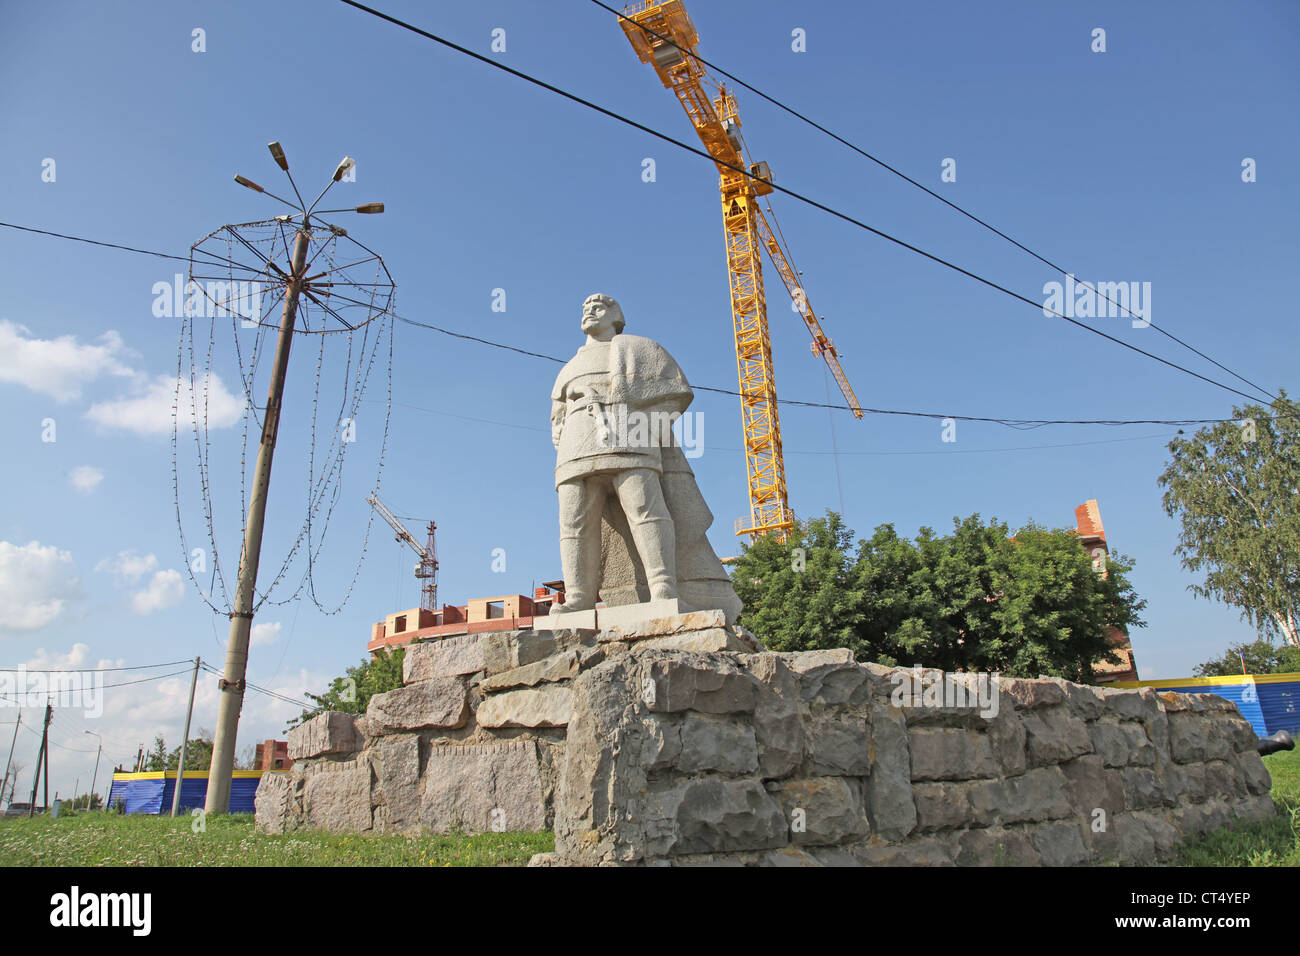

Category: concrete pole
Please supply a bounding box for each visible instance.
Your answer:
[171,657,200,817]
[206,227,311,814]
[29,702,51,816]
[1,713,19,808]
[42,723,49,813]
[86,736,101,811]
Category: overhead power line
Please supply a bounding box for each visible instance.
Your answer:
[0,219,1276,426]
[0,220,230,270]
[0,659,193,673]
[197,662,313,709]
[333,0,1271,407]
[387,398,1179,453]
[0,669,195,692]
[94,669,197,690]
[589,0,1277,404]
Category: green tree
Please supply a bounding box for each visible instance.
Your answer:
[1194,637,1300,677]
[166,736,213,771]
[1158,391,1299,646]
[853,516,1010,671]
[730,512,865,656]
[287,646,405,730]
[731,511,1146,682]
[143,734,169,772]
[983,522,1145,682]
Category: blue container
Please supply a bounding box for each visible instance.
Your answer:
[105,771,274,814]
[1110,673,1300,738]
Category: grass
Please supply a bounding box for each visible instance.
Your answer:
[0,812,553,867]
[1167,747,1300,866]
[2,750,1295,867]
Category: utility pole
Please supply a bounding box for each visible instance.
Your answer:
[28,701,51,817]
[43,720,50,813]
[84,731,101,811]
[204,143,388,813]
[135,745,143,773]
[1,713,19,809]
[206,226,309,815]
[171,657,200,817]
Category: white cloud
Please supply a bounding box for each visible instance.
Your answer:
[95,550,159,585]
[130,569,184,615]
[250,621,282,647]
[22,643,118,671]
[69,465,104,493]
[13,639,333,802]
[0,541,81,632]
[0,321,135,402]
[85,372,244,437]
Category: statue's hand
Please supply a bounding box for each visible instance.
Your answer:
[550,401,565,449]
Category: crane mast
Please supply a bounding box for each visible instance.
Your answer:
[619,0,863,540]
[366,493,438,612]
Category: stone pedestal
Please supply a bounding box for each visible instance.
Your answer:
[257,607,754,837]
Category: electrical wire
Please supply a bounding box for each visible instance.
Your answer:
[0,219,1281,425]
[589,0,1278,403]
[333,1,1274,407]
[384,397,1186,454]
[0,659,192,673]
[197,662,313,709]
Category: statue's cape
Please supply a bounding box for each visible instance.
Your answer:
[598,444,742,624]
[551,334,692,411]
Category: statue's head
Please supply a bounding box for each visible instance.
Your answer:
[581,293,625,339]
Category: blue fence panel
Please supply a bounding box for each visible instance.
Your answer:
[104,773,268,814]
[1258,682,1300,736]
[1111,674,1300,739]
[106,776,165,814]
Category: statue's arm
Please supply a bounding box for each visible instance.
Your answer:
[615,337,692,418]
[550,386,566,448]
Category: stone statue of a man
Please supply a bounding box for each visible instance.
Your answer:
[549,294,688,613]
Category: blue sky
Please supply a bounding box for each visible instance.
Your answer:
[0,0,1295,796]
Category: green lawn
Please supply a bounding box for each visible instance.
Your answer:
[0,812,552,867]
[1167,747,1300,866]
[2,749,1295,866]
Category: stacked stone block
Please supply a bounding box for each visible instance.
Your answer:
[256,620,1274,865]
[255,610,759,835]
[551,650,1274,866]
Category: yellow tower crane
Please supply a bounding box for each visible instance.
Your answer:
[619,0,864,539]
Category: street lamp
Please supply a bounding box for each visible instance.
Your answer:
[198,140,394,813]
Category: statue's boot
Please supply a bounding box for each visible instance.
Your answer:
[628,516,678,602]
[616,469,679,602]
[555,477,607,612]
[556,530,603,611]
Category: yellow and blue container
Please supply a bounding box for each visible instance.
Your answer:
[105,770,273,814]
[1110,673,1300,738]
